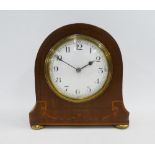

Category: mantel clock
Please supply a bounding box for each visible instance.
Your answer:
[29,23,129,129]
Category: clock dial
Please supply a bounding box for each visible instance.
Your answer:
[45,35,112,102]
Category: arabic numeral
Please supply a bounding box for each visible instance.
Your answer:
[98,67,104,73]
[55,55,62,60]
[55,77,61,83]
[96,56,101,62]
[53,66,59,72]
[96,78,100,84]
[75,89,80,95]
[76,41,83,50]
[64,85,69,91]
[66,46,70,53]
[90,47,92,54]
[87,86,91,92]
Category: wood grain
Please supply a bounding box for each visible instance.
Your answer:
[29,23,129,127]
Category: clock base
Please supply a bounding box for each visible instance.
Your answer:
[29,100,129,129]
[115,124,129,129]
[31,125,44,130]
[30,125,129,130]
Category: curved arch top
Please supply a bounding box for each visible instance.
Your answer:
[30,23,129,128]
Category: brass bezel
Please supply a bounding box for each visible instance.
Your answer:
[45,34,113,103]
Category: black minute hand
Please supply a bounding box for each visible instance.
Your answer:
[55,55,77,70]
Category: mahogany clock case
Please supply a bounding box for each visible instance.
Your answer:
[29,23,129,128]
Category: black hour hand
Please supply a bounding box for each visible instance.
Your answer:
[80,61,94,70]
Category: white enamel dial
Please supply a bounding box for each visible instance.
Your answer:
[46,35,111,102]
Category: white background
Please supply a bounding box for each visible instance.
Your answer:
[0,11,155,144]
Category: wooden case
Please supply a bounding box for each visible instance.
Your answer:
[29,23,129,129]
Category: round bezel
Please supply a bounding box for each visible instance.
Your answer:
[45,34,113,103]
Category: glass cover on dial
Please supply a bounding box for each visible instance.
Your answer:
[46,35,111,102]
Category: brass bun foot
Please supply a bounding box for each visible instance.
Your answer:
[31,125,44,130]
[115,124,129,129]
